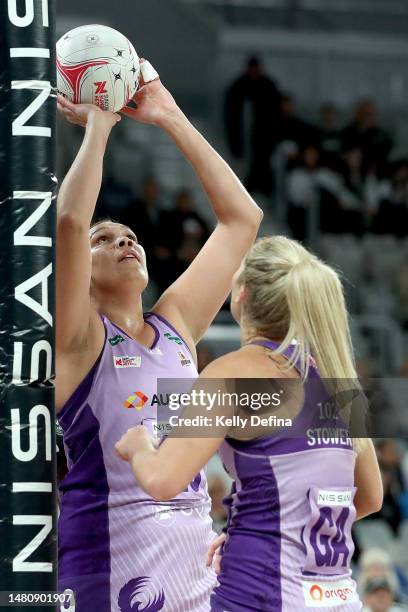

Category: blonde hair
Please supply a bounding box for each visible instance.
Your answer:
[239,236,357,381]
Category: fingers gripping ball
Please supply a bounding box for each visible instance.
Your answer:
[57,24,141,112]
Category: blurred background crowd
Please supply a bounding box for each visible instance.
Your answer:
[57,1,408,609]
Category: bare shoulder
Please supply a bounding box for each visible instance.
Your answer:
[200,345,283,379]
[56,310,105,412]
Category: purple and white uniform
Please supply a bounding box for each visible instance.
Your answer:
[211,340,362,612]
[58,313,216,612]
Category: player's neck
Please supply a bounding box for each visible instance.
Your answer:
[93,291,147,340]
[241,325,284,347]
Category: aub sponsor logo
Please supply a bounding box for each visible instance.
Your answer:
[124,391,149,410]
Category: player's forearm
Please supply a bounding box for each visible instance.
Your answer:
[160,109,263,228]
[57,114,111,227]
[130,449,188,501]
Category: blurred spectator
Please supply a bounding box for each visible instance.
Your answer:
[286,145,321,240]
[356,360,393,437]
[342,148,365,203]
[159,189,211,283]
[371,161,408,237]
[361,576,407,611]
[121,178,176,292]
[122,177,165,258]
[397,262,408,328]
[339,147,365,233]
[278,93,318,153]
[318,103,343,156]
[400,358,408,378]
[197,341,215,373]
[359,548,408,611]
[286,145,364,238]
[370,440,404,534]
[208,475,228,534]
[342,99,393,175]
[96,175,134,221]
[225,55,281,196]
[364,163,392,221]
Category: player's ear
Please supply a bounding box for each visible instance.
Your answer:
[235,284,247,304]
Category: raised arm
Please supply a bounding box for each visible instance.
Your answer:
[56,97,120,352]
[122,64,263,343]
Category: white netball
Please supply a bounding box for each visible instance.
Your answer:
[57,24,141,112]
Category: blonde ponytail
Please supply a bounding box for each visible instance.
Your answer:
[240,236,357,381]
[240,236,366,451]
[281,256,357,381]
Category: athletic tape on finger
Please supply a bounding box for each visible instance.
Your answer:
[141,61,159,83]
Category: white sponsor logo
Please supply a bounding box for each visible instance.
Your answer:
[317,490,352,507]
[153,504,208,526]
[150,347,163,356]
[113,355,141,369]
[303,579,358,607]
[153,505,176,526]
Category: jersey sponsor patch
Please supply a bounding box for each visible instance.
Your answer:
[123,391,149,410]
[109,334,125,346]
[153,505,176,526]
[164,332,183,345]
[177,351,191,367]
[317,490,353,507]
[303,578,358,607]
[113,355,142,369]
[149,346,163,356]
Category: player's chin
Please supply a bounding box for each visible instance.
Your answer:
[135,267,149,290]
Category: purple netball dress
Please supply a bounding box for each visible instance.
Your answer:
[58,313,216,612]
[211,340,362,612]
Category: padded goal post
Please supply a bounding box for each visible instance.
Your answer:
[0,1,58,610]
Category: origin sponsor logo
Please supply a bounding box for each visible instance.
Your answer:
[123,391,149,410]
[113,355,141,369]
[303,579,358,607]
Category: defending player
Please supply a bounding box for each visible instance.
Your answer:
[116,236,383,612]
[56,61,262,611]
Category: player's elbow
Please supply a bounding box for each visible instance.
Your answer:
[244,203,263,232]
[224,203,263,241]
[369,486,384,514]
[355,484,383,519]
[145,475,180,502]
[57,211,88,235]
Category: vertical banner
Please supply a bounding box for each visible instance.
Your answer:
[0,1,57,611]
